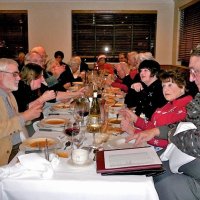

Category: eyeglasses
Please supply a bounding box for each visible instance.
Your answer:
[189,68,200,78]
[0,71,20,78]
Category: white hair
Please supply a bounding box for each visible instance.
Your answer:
[0,58,18,71]
[138,52,154,62]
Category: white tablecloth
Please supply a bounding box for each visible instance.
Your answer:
[0,103,159,200]
[0,162,159,200]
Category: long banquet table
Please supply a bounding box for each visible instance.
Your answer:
[0,102,159,200]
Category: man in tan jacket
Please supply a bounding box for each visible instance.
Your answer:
[0,58,42,166]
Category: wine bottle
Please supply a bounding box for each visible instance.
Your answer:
[89,91,100,117]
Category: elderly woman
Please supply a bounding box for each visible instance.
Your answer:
[128,44,200,200]
[45,59,86,98]
[111,62,130,92]
[121,70,193,148]
[125,59,167,119]
[68,56,85,81]
[13,63,56,112]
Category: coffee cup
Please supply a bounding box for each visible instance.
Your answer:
[71,149,89,165]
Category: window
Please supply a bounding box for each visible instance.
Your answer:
[178,1,200,66]
[72,12,157,62]
[0,11,28,58]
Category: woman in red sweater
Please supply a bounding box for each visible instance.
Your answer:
[120,70,193,148]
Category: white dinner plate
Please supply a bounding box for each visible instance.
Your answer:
[20,137,60,150]
[51,102,72,112]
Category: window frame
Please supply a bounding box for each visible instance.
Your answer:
[72,11,157,62]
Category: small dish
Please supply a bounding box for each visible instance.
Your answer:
[107,136,135,149]
[73,82,84,85]
[40,117,68,128]
[67,158,94,167]
[108,118,121,125]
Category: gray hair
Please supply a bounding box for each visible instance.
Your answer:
[191,44,200,56]
[68,57,80,68]
[0,58,18,71]
[24,51,43,66]
[138,52,154,62]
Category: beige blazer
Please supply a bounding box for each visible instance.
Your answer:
[0,93,23,166]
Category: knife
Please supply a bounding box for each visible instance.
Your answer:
[48,113,60,115]
[25,149,43,154]
[39,128,64,132]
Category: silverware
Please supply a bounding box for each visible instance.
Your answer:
[48,113,60,115]
[39,128,64,132]
[25,149,43,154]
[64,141,71,150]
[44,138,49,161]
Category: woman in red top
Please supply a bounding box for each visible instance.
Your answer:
[120,70,193,148]
[96,55,114,75]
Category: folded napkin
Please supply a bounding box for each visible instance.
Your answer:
[0,153,59,180]
[160,122,196,173]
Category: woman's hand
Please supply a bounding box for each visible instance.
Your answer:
[79,71,86,79]
[131,82,143,92]
[39,90,56,103]
[119,108,138,123]
[121,119,135,135]
[63,82,71,89]
[132,128,160,147]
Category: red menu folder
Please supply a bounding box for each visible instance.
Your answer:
[96,147,164,176]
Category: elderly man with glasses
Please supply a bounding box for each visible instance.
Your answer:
[0,58,43,166]
[131,45,200,200]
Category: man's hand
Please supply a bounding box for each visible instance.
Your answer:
[21,103,43,121]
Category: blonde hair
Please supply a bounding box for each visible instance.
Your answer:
[46,59,59,72]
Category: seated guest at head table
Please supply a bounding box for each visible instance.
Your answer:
[110,62,130,93]
[96,54,114,75]
[54,50,68,67]
[124,52,155,107]
[13,63,56,112]
[125,59,167,120]
[120,70,193,148]
[0,58,43,166]
[46,58,85,91]
[118,52,128,63]
[131,44,200,200]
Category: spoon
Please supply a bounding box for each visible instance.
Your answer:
[64,141,71,150]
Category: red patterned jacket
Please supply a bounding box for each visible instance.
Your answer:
[134,95,193,148]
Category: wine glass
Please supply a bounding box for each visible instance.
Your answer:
[72,126,85,149]
[73,98,90,126]
[64,122,80,144]
[86,115,102,148]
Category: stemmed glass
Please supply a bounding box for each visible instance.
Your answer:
[86,115,102,148]
[72,126,85,149]
[65,122,80,137]
[73,98,90,126]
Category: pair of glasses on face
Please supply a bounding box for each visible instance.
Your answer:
[189,68,200,78]
[0,71,20,78]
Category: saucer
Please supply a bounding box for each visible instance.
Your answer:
[67,158,94,167]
